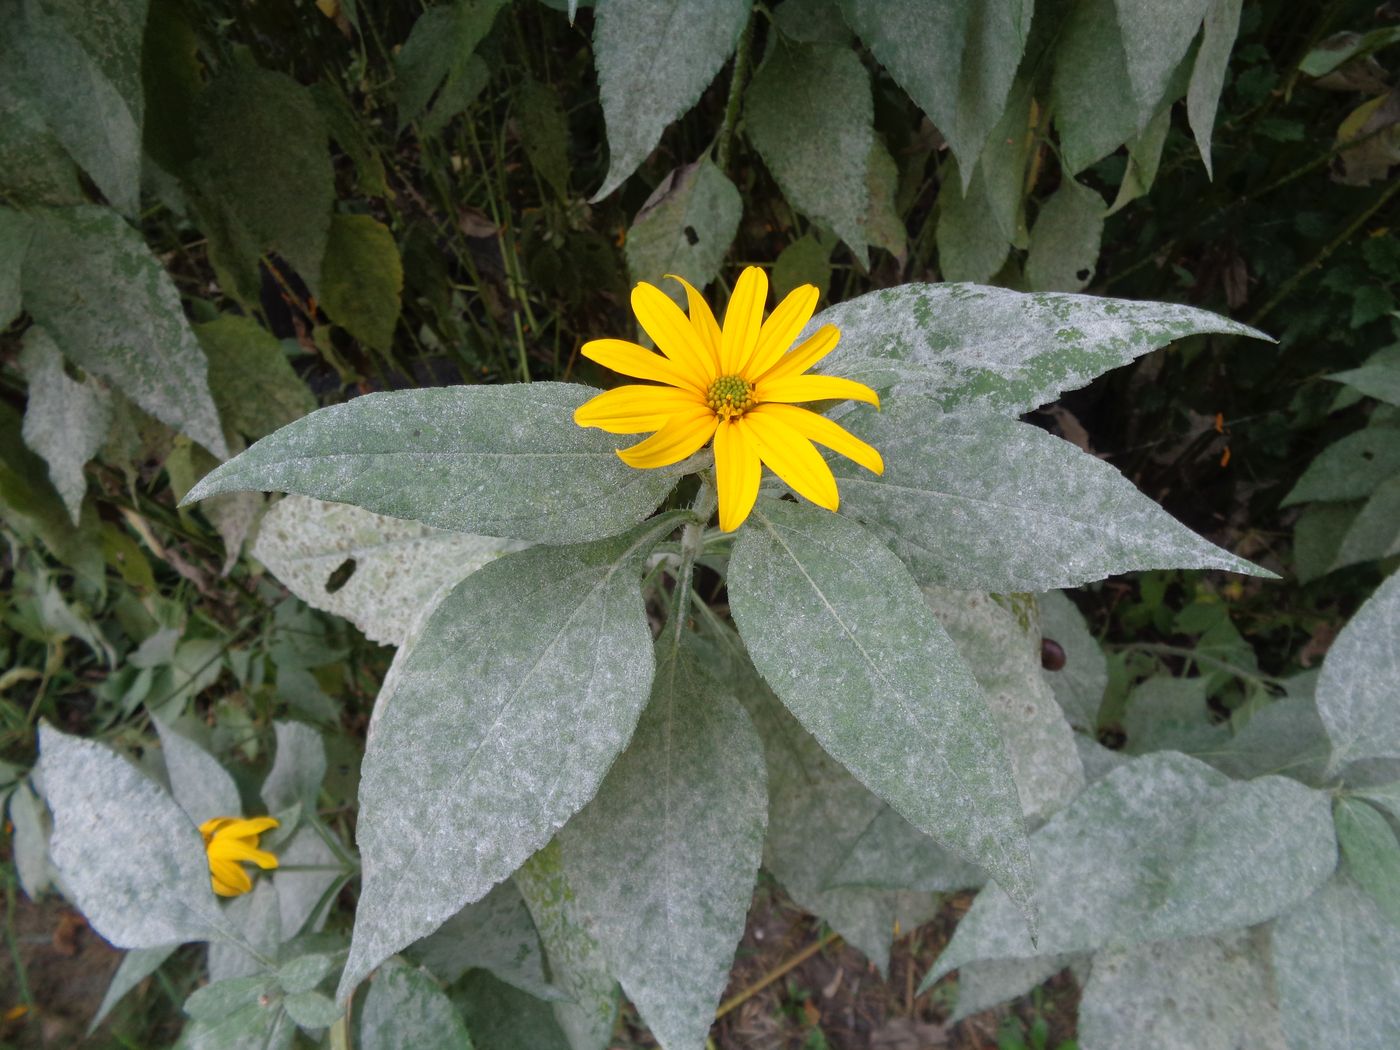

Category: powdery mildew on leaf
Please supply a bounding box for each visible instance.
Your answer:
[153,718,241,826]
[1272,875,1400,1050]
[260,720,326,816]
[1048,0,1145,174]
[591,0,749,201]
[359,958,472,1050]
[1114,0,1211,122]
[195,315,316,443]
[807,282,1269,417]
[38,724,225,949]
[1186,0,1244,177]
[935,157,1010,284]
[1078,930,1284,1050]
[207,879,281,983]
[252,495,527,647]
[560,636,767,1050]
[950,954,1077,1023]
[1283,425,1400,506]
[273,826,340,939]
[1207,682,1331,785]
[188,384,677,546]
[925,752,1336,988]
[1334,797,1400,926]
[827,804,986,895]
[20,206,226,457]
[730,497,1035,921]
[1315,571,1400,768]
[833,402,1267,591]
[1121,677,1227,757]
[624,159,742,305]
[1025,178,1105,293]
[1036,591,1107,732]
[338,517,680,1000]
[924,588,1084,822]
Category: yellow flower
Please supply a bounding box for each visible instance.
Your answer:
[573,267,884,532]
[199,816,280,897]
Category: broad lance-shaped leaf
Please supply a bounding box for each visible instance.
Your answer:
[1114,0,1210,123]
[1272,875,1400,1050]
[590,0,750,201]
[728,496,1035,922]
[359,958,472,1050]
[1316,571,1400,769]
[831,401,1269,592]
[252,495,527,647]
[560,634,767,1050]
[20,206,226,457]
[185,383,678,546]
[625,159,741,305]
[1334,797,1400,926]
[260,720,326,816]
[1187,0,1243,178]
[153,717,241,826]
[37,724,228,949]
[805,282,1270,417]
[337,514,686,1000]
[922,751,1336,991]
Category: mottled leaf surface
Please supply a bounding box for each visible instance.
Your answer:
[561,635,766,1050]
[624,159,741,304]
[951,955,1075,1023]
[273,826,341,939]
[1316,571,1400,767]
[339,517,680,999]
[730,497,1034,918]
[207,879,281,983]
[359,958,471,1050]
[195,316,315,442]
[186,384,677,545]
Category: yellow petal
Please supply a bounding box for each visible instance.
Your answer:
[209,838,280,870]
[616,407,718,469]
[749,403,883,475]
[754,324,840,383]
[714,418,762,532]
[720,266,768,375]
[755,374,880,408]
[745,412,840,511]
[215,816,280,839]
[581,338,703,392]
[631,282,716,387]
[573,384,703,434]
[210,858,252,896]
[199,816,238,843]
[666,274,722,367]
[743,284,819,379]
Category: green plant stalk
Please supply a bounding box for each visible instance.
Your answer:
[671,477,717,641]
[716,10,755,174]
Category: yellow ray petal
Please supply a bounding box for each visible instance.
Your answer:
[755,374,880,408]
[574,384,704,434]
[581,338,704,392]
[720,266,768,375]
[631,282,716,386]
[754,324,841,383]
[616,407,718,469]
[216,817,280,839]
[714,418,762,532]
[665,275,722,371]
[210,839,280,870]
[742,284,819,378]
[210,858,252,896]
[199,817,238,841]
[745,412,840,511]
[750,403,884,475]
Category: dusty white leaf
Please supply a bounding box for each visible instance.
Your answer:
[260,720,326,816]
[360,958,470,1050]
[1114,0,1210,122]
[273,825,342,939]
[625,159,742,304]
[1025,178,1105,293]
[208,879,281,983]
[1187,0,1244,176]
[1316,571,1400,768]
[154,718,241,826]
[8,779,58,899]
[951,954,1076,1022]
[1036,591,1106,732]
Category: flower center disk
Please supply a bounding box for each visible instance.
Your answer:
[706,374,756,421]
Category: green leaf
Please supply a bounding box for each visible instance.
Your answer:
[624,159,742,305]
[1283,425,1400,506]
[1294,501,1362,583]
[338,515,683,1000]
[936,157,1010,284]
[184,975,276,1022]
[208,880,281,984]
[167,435,262,576]
[514,76,571,199]
[745,40,873,265]
[863,137,906,260]
[560,635,766,1050]
[89,945,178,1033]
[831,402,1268,591]
[972,78,1035,245]
[19,326,112,524]
[1329,345,1400,407]
[0,208,32,328]
[196,316,316,442]
[20,206,226,457]
[1356,781,1400,823]
[8,779,57,898]
[951,955,1076,1022]
[1300,26,1400,78]
[192,67,335,296]
[1025,178,1105,293]
[729,496,1035,921]
[260,720,326,816]
[141,0,202,177]
[38,724,226,948]
[1109,103,1173,215]
[360,958,470,1049]
[808,282,1270,416]
[282,989,342,1030]
[923,752,1337,989]
[178,998,294,1050]
[1271,876,1400,1050]
[396,0,505,132]
[590,0,749,200]
[1036,591,1106,732]
[272,825,342,939]
[772,233,834,302]
[1333,477,1400,569]
[1335,797,1400,926]
[0,61,84,208]
[1186,0,1244,177]
[1113,0,1210,122]
[153,717,241,826]
[1078,930,1285,1050]
[320,214,404,352]
[454,971,571,1050]
[1208,686,1332,785]
[1316,572,1400,768]
[276,953,333,996]
[838,0,1031,175]
[1049,0,1141,174]
[184,383,678,546]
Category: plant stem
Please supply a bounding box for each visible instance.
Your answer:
[671,478,716,642]
[716,9,754,174]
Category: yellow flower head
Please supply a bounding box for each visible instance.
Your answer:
[573,267,884,531]
[199,816,280,897]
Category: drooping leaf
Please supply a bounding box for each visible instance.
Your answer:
[8,779,57,899]
[936,158,1010,284]
[196,316,316,442]
[590,0,749,201]
[1315,571,1400,768]
[338,515,682,1000]
[1113,0,1210,123]
[167,436,263,575]
[514,76,570,198]
[38,724,226,948]
[0,59,84,208]
[1049,0,1141,174]
[745,39,873,265]
[20,206,226,457]
[561,635,766,1050]
[806,282,1270,416]
[185,383,679,546]
[1025,178,1105,293]
[1187,0,1243,177]
[973,79,1035,246]
[1036,591,1107,732]
[624,159,742,305]
[826,803,987,896]
[1283,425,1400,506]
[396,0,505,132]
[729,496,1035,920]
[359,958,471,1050]
[830,402,1269,591]
[153,718,241,826]
[863,137,906,261]
[320,214,404,352]
[922,752,1336,989]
